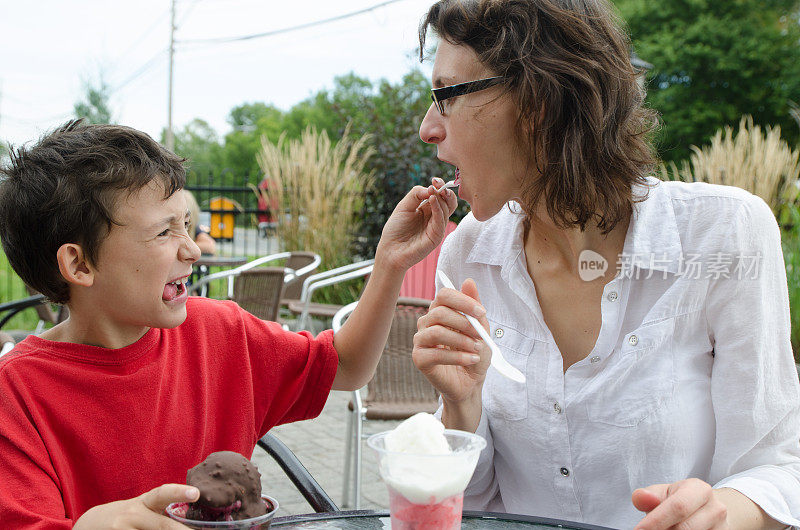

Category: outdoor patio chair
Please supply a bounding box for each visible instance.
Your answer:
[0,293,65,343]
[287,259,374,332]
[332,297,440,509]
[188,251,319,322]
[277,251,322,326]
[256,432,339,513]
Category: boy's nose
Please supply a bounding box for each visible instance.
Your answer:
[419,104,445,145]
[181,234,201,263]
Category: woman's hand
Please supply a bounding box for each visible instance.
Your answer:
[375,177,458,273]
[74,483,199,529]
[413,278,491,428]
[632,479,729,530]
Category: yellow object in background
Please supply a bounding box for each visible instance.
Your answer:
[208,197,242,240]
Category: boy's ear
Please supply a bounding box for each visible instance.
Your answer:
[56,243,94,287]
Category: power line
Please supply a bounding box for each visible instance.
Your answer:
[178,0,205,26]
[111,48,168,94]
[177,0,405,45]
[112,7,171,71]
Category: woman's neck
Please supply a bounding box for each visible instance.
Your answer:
[523,204,631,278]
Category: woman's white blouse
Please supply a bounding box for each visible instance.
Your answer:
[435,178,800,529]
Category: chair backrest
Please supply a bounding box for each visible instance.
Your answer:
[364,297,439,420]
[283,251,321,301]
[232,267,287,321]
[399,221,457,300]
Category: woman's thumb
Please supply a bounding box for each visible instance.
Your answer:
[461,278,483,305]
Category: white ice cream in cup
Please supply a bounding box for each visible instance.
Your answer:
[367,413,486,529]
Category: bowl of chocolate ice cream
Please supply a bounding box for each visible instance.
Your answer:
[166,451,278,529]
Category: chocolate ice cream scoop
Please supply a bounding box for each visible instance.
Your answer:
[185,451,268,521]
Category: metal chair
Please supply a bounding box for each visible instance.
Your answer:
[256,432,339,513]
[0,293,65,344]
[281,252,322,305]
[332,297,440,509]
[189,252,320,322]
[287,259,374,332]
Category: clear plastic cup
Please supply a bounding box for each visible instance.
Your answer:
[165,494,278,529]
[368,429,486,530]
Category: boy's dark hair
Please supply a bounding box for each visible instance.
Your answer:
[0,120,186,304]
[420,0,659,233]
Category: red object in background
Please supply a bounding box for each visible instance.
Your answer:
[257,177,280,225]
[399,221,458,300]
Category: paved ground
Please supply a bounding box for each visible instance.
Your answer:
[250,390,403,517]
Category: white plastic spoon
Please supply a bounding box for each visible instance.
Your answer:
[415,179,458,212]
[437,270,526,383]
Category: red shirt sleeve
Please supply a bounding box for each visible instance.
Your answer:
[203,300,339,439]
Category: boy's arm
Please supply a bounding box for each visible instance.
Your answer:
[331,180,457,391]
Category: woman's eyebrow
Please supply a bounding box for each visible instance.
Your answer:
[433,75,456,88]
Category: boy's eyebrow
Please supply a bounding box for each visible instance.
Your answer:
[147,210,191,230]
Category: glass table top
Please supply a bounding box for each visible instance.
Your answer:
[271,510,617,529]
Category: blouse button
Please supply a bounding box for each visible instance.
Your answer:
[560,467,570,477]
[494,328,504,338]
[553,403,562,414]
[590,356,601,364]
[628,334,639,346]
[606,291,618,302]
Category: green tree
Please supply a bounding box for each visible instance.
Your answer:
[221,102,286,178]
[73,78,114,124]
[164,119,225,181]
[613,0,800,162]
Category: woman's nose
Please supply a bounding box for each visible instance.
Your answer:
[419,103,445,144]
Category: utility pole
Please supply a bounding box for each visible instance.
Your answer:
[166,0,176,151]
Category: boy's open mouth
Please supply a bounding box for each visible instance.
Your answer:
[162,278,186,301]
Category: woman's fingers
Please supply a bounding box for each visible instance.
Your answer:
[419,305,480,339]
[415,323,481,354]
[633,479,722,530]
[429,287,486,322]
[413,345,482,372]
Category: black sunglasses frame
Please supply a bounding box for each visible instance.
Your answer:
[430,76,505,115]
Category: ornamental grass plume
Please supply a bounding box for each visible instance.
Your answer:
[254,124,375,271]
[658,116,800,215]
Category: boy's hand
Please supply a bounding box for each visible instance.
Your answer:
[74,483,198,529]
[376,177,458,273]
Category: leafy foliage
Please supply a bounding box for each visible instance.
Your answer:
[658,115,800,216]
[613,0,800,162]
[169,69,461,258]
[73,78,114,124]
[255,125,374,270]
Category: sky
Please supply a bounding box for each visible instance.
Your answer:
[0,0,436,147]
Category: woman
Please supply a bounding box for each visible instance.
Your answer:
[183,189,217,255]
[411,1,800,528]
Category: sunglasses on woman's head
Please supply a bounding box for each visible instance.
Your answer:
[430,76,505,116]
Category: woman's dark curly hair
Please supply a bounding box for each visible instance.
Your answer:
[420,0,658,232]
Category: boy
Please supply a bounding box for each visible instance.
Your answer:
[0,120,460,528]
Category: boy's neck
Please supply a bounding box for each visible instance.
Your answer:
[40,311,150,350]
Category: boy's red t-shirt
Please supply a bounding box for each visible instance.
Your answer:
[0,296,338,528]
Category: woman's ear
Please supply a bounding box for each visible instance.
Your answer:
[56,243,94,287]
